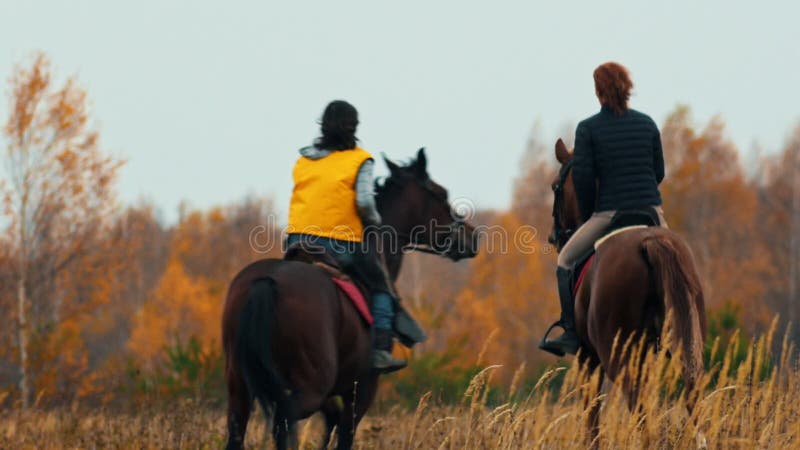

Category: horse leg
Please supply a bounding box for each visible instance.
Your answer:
[271,387,333,450]
[620,342,655,448]
[335,375,379,450]
[272,406,296,450]
[578,351,603,450]
[335,388,357,450]
[319,399,341,450]
[225,368,253,450]
[286,390,336,449]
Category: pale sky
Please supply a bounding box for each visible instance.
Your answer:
[2,1,798,223]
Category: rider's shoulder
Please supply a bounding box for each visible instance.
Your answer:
[298,145,330,160]
[576,114,601,138]
[628,109,657,126]
[577,116,594,129]
[579,111,605,127]
[351,147,374,160]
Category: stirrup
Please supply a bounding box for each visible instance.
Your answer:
[538,321,577,357]
[539,320,565,345]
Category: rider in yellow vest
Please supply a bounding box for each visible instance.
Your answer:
[287,100,406,373]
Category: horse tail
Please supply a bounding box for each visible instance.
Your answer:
[642,233,706,389]
[236,277,294,441]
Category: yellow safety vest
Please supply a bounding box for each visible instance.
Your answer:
[287,147,373,242]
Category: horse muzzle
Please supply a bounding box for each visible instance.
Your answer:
[446,221,479,260]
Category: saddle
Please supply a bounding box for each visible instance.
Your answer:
[284,241,427,348]
[285,241,374,325]
[571,207,662,295]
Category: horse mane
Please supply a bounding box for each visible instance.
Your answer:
[374,175,401,203]
[374,157,425,205]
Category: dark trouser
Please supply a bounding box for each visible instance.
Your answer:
[285,234,395,330]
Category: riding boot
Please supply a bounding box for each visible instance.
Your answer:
[539,267,580,357]
[372,328,407,373]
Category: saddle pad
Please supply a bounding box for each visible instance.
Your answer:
[330,278,374,325]
[594,225,648,250]
[574,254,595,297]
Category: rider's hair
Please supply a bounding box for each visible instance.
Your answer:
[593,62,633,115]
[314,100,359,151]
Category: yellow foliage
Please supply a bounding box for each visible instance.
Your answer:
[444,212,559,382]
[128,258,220,366]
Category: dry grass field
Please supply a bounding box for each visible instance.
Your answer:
[2,324,799,450]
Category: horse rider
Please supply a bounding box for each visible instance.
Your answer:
[285,100,406,373]
[539,62,669,356]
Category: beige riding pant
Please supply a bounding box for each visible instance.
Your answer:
[557,206,668,269]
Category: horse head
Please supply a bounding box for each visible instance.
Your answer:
[549,139,582,251]
[375,148,478,261]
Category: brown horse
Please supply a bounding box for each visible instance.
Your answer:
[549,139,707,447]
[222,148,478,450]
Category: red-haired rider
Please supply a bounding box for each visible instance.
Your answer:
[540,63,668,356]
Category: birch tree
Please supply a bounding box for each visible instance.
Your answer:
[2,53,122,408]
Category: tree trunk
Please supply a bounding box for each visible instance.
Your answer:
[17,277,30,409]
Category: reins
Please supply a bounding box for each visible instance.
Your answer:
[551,160,575,247]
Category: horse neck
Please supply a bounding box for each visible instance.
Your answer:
[375,195,408,282]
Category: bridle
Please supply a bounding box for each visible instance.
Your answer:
[401,221,467,258]
[404,177,468,259]
[549,160,575,249]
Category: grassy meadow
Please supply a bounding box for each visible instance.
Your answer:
[2,323,799,450]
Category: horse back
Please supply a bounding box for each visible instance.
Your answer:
[222,258,372,414]
[578,227,692,371]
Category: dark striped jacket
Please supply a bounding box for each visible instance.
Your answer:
[573,105,664,221]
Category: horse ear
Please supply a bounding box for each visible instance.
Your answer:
[382,153,402,175]
[414,147,428,177]
[555,139,571,164]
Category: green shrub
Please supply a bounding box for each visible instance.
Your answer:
[127,335,225,406]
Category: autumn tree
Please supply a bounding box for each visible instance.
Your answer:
[791,126,800,337]
[127,198,278,370]
[444,211,558,382]
[103,203,170,333]
[512,121,559,233]
[658,107,775,327]
[393,209,497,355]
[173,196,279,283]
[128,257,219,365]
[754,124,800,340]
[2,53,122,408]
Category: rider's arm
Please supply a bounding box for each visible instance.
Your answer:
[573,121,597,222]
[355,159,382,226]
[653,126,665,184]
